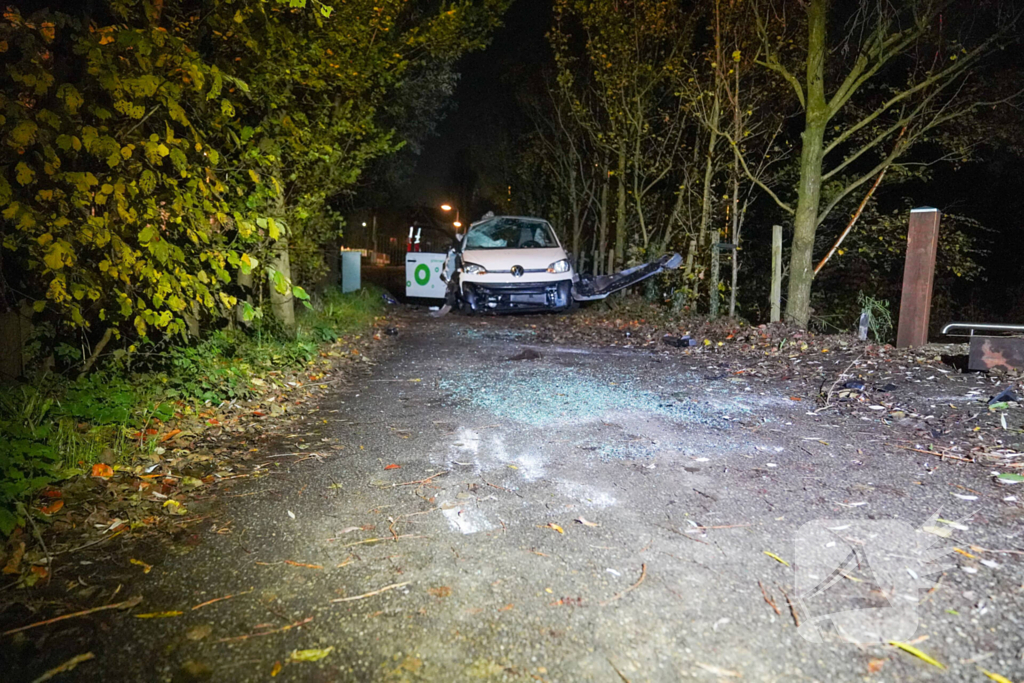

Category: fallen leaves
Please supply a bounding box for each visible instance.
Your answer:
[134,611,183,619]
[289,647,334,662]
[427,586,452,598]
[129,558,153,573]
[384,464,401,470]
[575,517,600,527]
[979,669,1014,683]
[763,551,790,567]
[540,522,564,534]
[90,463,114,478]
[888,640,945,669]
[39,499,64,515]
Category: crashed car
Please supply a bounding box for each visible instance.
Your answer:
[439,214,682,314]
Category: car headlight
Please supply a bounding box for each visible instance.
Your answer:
[463,262,487,275]
[547,259,570,274]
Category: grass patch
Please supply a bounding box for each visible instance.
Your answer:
[0,286,385,535]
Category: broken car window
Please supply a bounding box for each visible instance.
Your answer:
[464,218,558,250]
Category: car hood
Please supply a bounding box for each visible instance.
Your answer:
[461,248,568,272]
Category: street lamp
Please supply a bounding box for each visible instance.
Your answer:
[440,203,460,230]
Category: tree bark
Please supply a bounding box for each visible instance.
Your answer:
[269,232,296,338]
[785,0,828,328]
[614,142,627,269]
[597,163,609,275]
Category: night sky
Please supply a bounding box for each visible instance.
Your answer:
[401,0,551,214]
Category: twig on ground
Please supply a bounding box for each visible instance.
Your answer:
[332,534,428,548]
[215,616,313,643]
[887,444,974,463]
[2,596,142,636]
[817,354,863,411]
[330,581,411,603]
[779,585,800,627]
[30,652,95,683]
[758,581,781,615]
[382,471,448,488]
[56,527,127,556]
[600,563,647,606]
[191,589,253,611]
[607,658,632,683]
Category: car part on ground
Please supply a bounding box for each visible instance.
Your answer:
[573,253,684,302]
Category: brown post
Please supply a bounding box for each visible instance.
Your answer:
[896,207,941,348]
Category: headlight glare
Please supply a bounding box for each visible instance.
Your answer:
[547,259,570,274]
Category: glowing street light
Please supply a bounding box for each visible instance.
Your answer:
[440,204,453,212]
[453,221,462,228]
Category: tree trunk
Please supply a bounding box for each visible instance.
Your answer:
[785,0,829,328]
[570,165,581,263]
[269,232,296,338]
[597,164,609,275]
[700,95,721,316]
[614,143,627,269]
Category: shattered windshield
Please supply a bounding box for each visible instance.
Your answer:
[464,217,558,250]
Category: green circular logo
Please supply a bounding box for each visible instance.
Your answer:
[414,264,430,286]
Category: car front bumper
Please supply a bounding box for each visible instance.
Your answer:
[460,278,573,313]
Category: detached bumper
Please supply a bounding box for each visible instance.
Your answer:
[462,279,572,313]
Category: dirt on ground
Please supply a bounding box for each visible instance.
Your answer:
[2,307,1023,682]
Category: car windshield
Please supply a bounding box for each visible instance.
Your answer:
[463,218,558,250]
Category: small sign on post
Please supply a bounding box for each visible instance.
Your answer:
[896,207,941,348]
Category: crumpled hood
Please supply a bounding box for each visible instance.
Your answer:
[461,247,568,273]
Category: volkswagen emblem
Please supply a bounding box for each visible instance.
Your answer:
[511,265,524,277]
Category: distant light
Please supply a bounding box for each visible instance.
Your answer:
[453,221,462,228]
[361,222,367,227]
[440,204,452,212]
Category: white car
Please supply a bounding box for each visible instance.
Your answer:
[439,214,683,315]
[445,215,575,313]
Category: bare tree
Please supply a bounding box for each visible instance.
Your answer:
[746,0,1023,326]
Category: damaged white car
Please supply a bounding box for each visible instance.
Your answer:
[439,214,682,314]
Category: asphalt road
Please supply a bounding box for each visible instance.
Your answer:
[7,313,1024,682]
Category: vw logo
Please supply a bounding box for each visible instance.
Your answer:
[511,265,524,277]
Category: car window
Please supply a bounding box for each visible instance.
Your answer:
[464,218,558,250]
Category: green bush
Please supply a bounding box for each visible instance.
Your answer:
[0,287,384,535]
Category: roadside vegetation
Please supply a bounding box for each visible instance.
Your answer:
[0,287,384,536]
[0,0,506,539]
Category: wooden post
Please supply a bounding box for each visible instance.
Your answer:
[770,225,782,323]
[896,207,941,348]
